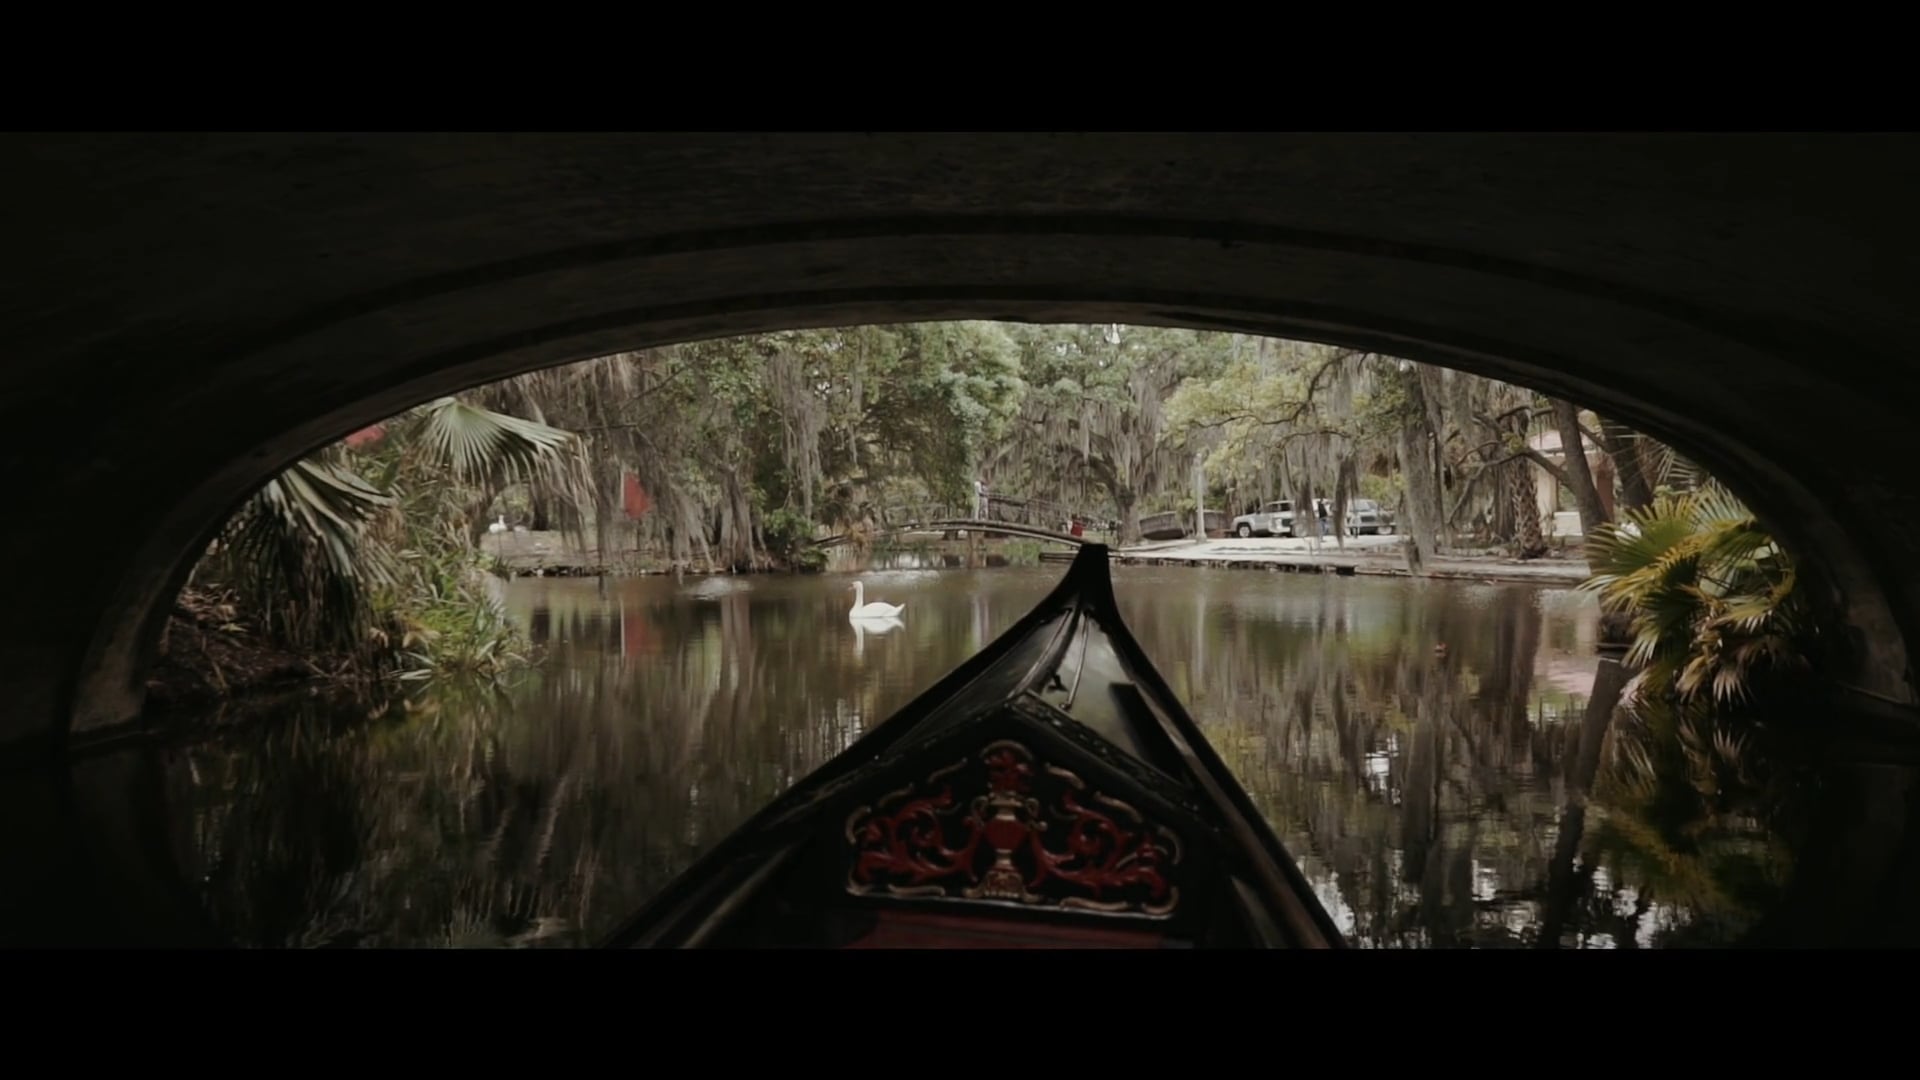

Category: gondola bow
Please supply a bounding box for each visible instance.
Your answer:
[602,544,1344,949]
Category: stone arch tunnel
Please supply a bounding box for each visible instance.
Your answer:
[2,131,1918,760]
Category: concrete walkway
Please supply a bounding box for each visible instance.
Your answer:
[1113,534,1592,587]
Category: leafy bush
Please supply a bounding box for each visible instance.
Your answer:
[1581,487,1820,826]
[1582,487,1814,713]
[759,506,827,571]
[192,397,587,689]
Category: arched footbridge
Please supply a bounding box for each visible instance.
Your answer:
[812,494,1113,549]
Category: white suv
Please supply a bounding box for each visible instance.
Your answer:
[1344,499,1397,535]
[1232,500,1296,537]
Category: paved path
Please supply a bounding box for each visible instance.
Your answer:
[1113,534,1591,586]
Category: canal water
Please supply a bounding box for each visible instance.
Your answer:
[165,562,1793,948]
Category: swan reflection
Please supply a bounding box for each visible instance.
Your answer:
[849,613,905,658]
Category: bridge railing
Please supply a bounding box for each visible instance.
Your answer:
[877,502,968,529]
[980,493,1111,531]
[862,493,1112,535]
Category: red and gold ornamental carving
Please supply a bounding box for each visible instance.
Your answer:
[843,740,1182,916]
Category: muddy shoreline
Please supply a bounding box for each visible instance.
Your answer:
[144,589,371,714]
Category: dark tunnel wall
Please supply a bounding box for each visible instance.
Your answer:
[1,132,1916,751]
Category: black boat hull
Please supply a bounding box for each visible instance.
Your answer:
[602,544,1343,949]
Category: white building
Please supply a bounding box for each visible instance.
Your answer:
[1525,428,1610,539]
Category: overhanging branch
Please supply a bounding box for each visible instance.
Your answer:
[1471,411,1575,490]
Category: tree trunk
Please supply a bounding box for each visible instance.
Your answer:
[1507,414,1549,559]
[1332,456,1356,551]
[1491,462,1515,544]
[1510,460,1549,558]
[1591,451,1618,521]
[716,466,756,570]
[1397,423,1441,570]
[1416,366,1453,546]
[733,478,756,569]
[1535,653,1627,948]
[1598,418,1655,512]
[1116,491,1141,546]
[1394,368,1445,568]
[1551,398,1609,533]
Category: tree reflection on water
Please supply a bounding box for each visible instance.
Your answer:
[167,568,1795,947]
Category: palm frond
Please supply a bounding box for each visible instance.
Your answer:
[275,459,398,582]
[217,456,398,655]
[1583,498,1699,587]
[412,397,597,541]
[1636,433,1716,496]
[1687,484,1753,529]
[418,397,577,486]
[1576,478,1819,809]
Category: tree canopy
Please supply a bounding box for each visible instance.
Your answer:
[180,321,1716,686]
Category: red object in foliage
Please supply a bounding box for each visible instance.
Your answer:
[343,423,387,449]
[622,472,652,519]
[1070,519,1085,537]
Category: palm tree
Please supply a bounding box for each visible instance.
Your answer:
[1578,486,1817,825]
[1581,486,1811,712]
[195,395,593,675]
[210,453,398,659]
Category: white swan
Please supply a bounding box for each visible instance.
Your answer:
[848,581,904,619]
[488,514,507,534]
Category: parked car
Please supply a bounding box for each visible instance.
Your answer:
[1232,500,1296,537]
[1344,499,1396,535]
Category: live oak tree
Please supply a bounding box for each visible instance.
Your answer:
[986,324,1233,543]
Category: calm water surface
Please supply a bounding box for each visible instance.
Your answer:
[170,562,1791,947]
